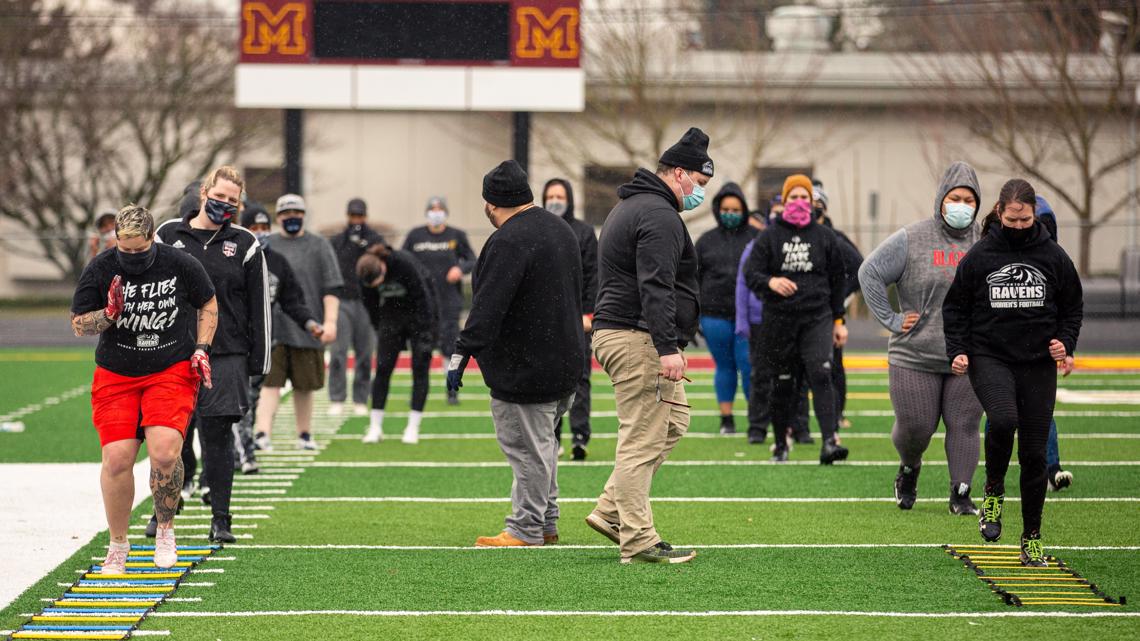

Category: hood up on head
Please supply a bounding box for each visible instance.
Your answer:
[1035,195,1058,242]
[934,161,982,234]
[711,182,750,229]
[542,178,576,221]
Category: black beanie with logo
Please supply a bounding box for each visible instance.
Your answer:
[660,127,714,177]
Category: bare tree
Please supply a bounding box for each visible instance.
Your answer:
[0,0,272,282]
[897,0,1140,274]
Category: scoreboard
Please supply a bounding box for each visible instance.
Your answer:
[236,0,584,111]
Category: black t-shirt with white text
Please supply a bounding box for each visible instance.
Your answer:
[72,244,216,377]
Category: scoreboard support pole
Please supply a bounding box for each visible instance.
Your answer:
[284,109,304,194]
[512,111,531,174]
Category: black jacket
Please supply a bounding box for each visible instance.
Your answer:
[156,215,271,375]
[264,247,317,333]
[593,169,700,355]
[360,249,439,335]
[743,216,847,320]
[543,178,598,315]
[823,218,864,298]
[943,221,1083,365]
[457,206,584,404]
[695,182,756,319]
[402,225,477,311]
[330,224,386,301]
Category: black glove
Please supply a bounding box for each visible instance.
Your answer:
[446,353,470,392]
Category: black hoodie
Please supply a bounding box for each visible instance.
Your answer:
[156,212,271,375]
[543,178,598,315]
[695,182,756,319]
[593,168,700,355]
[942,221,1083,365]
[743,216,847,320]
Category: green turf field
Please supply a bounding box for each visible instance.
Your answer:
[1,347,1138,639]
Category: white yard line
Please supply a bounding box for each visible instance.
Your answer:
[225,543,1140,551]
[146,609,1140,619]
[0,384,89,423]
[324,432,1140,441]
[302,460,1140,468]
[377,410,1140,419]
[228,496,1139,504]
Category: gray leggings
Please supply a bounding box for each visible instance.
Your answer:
[888,364,982,489]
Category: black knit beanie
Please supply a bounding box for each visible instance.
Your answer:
[659,127,714,177]
[482,160,534,208]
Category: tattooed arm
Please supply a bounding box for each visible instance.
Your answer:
[71,275,124,336]
[196,296,219,346]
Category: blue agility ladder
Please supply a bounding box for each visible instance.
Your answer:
[7,545,218,640]
[944,544,1127,607]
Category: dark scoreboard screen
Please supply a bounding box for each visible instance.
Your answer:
[313,1,511,62]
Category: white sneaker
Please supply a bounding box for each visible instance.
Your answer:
[254,432,273,452]
[154,526,177,568]
[362,425,383,443]
[241,460,259,475]
[353,403,369,417]
[327,402,344,417]
[401,424,420,445]
[101,540,130,574]
[297,434,318,450]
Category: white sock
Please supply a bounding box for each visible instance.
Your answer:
[370,409,384,431]
[406,410,423,431]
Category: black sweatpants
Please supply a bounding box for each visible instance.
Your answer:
[555,333,592,447]
[968,356,1056,536]
[833,345,847,420]
[180,413,237,516]
[438,304,461,361]
[372,319,433,412]
[747,324,810,440]
[757,313,838,446]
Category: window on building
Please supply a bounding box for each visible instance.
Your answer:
[583,165,636,226]
[756,166,812,217]
[242,166,285,210]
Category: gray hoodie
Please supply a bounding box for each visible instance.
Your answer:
[858,162,982,373]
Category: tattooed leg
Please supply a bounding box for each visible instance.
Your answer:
[72,310,114,337]
[151,458,184,526]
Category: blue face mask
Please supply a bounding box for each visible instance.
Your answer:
[719,212,743,229]
[281,217,304,235]
[681,172,705,211]
[943,202,975,230]
[253,231,271,245]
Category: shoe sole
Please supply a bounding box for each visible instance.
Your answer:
[621,551,697,564]
[585,514,620,545]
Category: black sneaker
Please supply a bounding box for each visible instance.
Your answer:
[1047,465,1073,492]
[200,484,211,506]
[622,541,696,565]
[979,488,1004,542]
[719,415,736,435]
[144,514,158,538]
[209,513,237,544]
[770,447,788,462]
[571,444,588,461]
[446,390,460,406]
[894,464,920,510]
[819,438,848,465]
[1020,532,1048,567]
[793,432,815,445]
[949,482,978,516]
[747,430,767,445]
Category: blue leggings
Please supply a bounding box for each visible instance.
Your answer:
[700,316,751,404]
[984,417,1061,468]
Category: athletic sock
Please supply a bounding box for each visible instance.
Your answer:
[406,410,423,431]
[370,409,385,431]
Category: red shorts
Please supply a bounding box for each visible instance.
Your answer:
[91,361,198,446]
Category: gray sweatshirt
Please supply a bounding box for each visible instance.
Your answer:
[858,162,982,373]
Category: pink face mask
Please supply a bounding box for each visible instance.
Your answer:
[782,199,813,228]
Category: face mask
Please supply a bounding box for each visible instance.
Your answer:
[546,201,568,217]
[943,202,975,230]
[204,198,237,225]
[426,210,448,227]
[719,212,743,229]
[116,243,156,275]
[281,217,304,235]
[680,172,705,211]
[781,199,813,228]
[101,230,116,242]
[253,231,271,244]
[1001,223,1033,245]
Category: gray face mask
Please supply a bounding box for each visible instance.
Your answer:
[426,210,447,227]
[546,201,568,217]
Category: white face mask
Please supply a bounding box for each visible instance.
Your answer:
[426,210,447,227]
[546,201,568,216]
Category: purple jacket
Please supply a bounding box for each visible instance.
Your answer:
[735,239,764,337]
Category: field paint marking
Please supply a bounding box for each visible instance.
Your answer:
[378,410,1140,419]
[180,505,276,511]
[0,384,89,422]
[325,432,1140,441]
[147,609,1140,619]
[227,496,1139,504]
[226,543,1139,551]
[303,460,1140,468]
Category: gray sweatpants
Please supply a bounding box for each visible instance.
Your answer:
[328,299,374,405]
[888,364,982,489]
[490,394,574,544]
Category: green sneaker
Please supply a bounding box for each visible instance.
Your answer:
[979,492,1004,542]
[1020,534,1048,567]
[621,541,696,565]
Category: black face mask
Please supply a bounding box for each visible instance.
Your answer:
[204,198,237,225]
[116,243,156,275]
[1001,224,1033,246]
[281,217,304,235]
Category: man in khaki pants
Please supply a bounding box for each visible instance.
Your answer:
[588,128,713,563]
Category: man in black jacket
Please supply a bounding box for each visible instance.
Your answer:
[586,127,710,565]
[542,178,598,460]
[328,198,386,417]
[446,160,583,548]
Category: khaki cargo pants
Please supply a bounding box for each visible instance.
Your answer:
[591,328,689,559]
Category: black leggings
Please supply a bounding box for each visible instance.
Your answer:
[758,313,838,443]
[968,356,1056,536]
[372,320,433,411]
[177,414,236,516]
